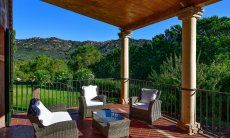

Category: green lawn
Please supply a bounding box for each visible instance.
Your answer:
[13,85,80,113]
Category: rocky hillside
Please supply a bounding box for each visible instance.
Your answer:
[15,37,151,60]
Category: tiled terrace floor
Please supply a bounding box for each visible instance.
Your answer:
[1,104,207,138]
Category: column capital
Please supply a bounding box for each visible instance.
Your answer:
[178,7,204,20]
[118,30,131,38]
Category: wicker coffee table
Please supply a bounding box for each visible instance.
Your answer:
[92,109,130,138]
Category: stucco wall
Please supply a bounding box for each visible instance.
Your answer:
[0,0,8,128]
[0,26,5,128]
[0,0,8,28]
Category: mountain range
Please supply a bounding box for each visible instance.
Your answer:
[15,37,151,60]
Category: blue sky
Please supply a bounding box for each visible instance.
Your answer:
[14,0,230,41]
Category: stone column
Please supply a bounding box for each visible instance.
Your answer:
[176,7,203,135]
[119,30,131,104]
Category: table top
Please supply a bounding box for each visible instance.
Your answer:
[93,109,124,123]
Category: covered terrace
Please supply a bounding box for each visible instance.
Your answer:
[1,0,228,138]
[41,0,220,135]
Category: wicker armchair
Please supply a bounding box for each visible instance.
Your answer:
[129,88,162,125]
[79,85,106,118]
[27,87,78,138]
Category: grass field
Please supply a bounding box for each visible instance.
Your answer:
[13,85,80,113]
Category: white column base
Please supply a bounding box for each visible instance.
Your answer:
[120,98,129,104]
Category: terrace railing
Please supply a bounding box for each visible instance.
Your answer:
[13,81,80,113]
[12,78,121,113]
[196,89,230,137]
[71,78,121,103]
[129,79,181,120]
[12,78,229,137]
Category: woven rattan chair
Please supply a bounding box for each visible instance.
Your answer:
[27,87,78,138]
[129,88,162,125]
[79,85,106,118]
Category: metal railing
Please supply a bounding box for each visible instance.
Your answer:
[196,89,230,137]
[71,78,121,103]
[12,78,229,137]
[13,81,79,113]
[129,79,181,120]
[12,78,121,113]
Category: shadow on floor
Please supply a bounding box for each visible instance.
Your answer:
[2,125,34,138]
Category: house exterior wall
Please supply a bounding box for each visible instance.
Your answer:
[0,0,10,128]
[0,26,5,128]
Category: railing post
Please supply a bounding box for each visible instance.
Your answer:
[118,30,131,104]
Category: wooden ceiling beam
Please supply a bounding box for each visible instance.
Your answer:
[121,6,183,31]
[196,0,220,7]
[122,0,220,31]
[42,0,122,27]
[42,0,221,31]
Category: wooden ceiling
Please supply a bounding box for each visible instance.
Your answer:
[42,0,220,30]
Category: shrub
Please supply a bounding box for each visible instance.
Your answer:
[73,68,94,80]
[34,70,51,84]
[54,70,72,83]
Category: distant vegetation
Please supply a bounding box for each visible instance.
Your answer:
[15,37,149,60]
[14,16,230,92]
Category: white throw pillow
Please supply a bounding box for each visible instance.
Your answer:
[82,85,98,101]
[140,88,158,103]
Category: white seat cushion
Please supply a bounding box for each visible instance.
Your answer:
[86,100,103,106]
[50,112,72,125]
[82,85,98,101]
[35,101,72,126]
[133,102,149,110]
[140,88,158,103]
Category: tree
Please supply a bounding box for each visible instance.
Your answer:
[14,55,72,83]
[129,42,155,79]
[12,30,17,52]
[93,48,121,78]
[14,60,35,81]
[13,16,230,93]
[148,54,230,91]
[33,55,52,72]
[68,45,103,71]
[150,25,182,72]
[197,16,230,64]
[34,70,51,83]
[50,59,72,82]
[14,62,31,81]
[148,55,182,85]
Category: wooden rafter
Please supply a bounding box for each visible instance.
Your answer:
[42,0,220,31]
